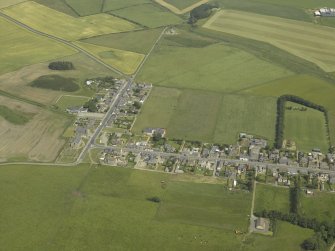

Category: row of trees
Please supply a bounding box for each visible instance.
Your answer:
[48,61,74,70]
[275,95,329,149]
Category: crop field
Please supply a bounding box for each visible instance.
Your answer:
[80,28,164,54]
[65,0,104,16]
[254,183,290,214]
[0,105,33,125]
[31,75,79,92]
[0,0,25,8]
[157,181,251,231]
[0,96,69,162]
[154,0,209,14]
[56,95,90,111]
[204,10,335,72]
[33,0,79,17]
[300,192,335,222]
[241,75,335,145]
[3,1,139,41]
[103,0,151,12]
[0,16,76,75]
[284,102,329,152]
[110,4,182,28]
[133,87,277,143]
[75,41,145,75]
[138,41,292,93]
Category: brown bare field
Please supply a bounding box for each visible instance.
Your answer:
[154,0,209,14]
[0,96,69,162]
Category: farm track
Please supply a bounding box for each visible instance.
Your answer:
[0,12,126,77]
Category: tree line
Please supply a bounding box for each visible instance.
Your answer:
[275,95,330,149]
[188,3,218,24]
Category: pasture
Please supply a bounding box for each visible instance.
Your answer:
[154,0,209,15]
[0,105,34,125]
[0,96,69,162]
[75,41,145,75]
[203,10,335,72]
[56,95,90,111]
[0,0,25,8]
[0,16,76,75]
[300,192,335,222]
[65,0,104,16]
[254,183,290,214]
[284,102,329,152]
[110,4,182,28]
[133,87,277,144]
[138,41,292,93]
[241,75,335,145]
[34,0,79,17]
[80,28,164,54]
[3,1,139,41]
[103,0,151,11]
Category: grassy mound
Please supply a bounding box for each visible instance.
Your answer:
[31,75,79,92]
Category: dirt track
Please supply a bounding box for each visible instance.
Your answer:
[155,0,209,14]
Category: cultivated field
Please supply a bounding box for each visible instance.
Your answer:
[75,42,145,75]
[204,10,335,72]
[2,1,139,41]
[284,102,329,152]
[103,0,151,12]
[110,4,182,28]
[133,87,277,144]
[0,96,69,162]
[155,0,209,14]
[56,95,90,111]
[138,40,292,93]
[65,0,104,16]
[254,183,290,214]
[81,28,164,54]
[0,16,76,75]
[0,0,25,8]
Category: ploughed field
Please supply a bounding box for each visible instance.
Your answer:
[204,10,335,72]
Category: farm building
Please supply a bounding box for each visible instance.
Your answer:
[314,7,335,17]
[255,217,266,230]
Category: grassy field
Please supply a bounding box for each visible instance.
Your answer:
[34,0,79,17]
[103,0,151,11]
[133,87,277,143]
[154,0,209,14]
[204,10,335,72]
[138,40,292,93]
[0,96,69,162]
[56,95,90,111]
[0,16,76,75]
[0,0,25,8]
[284,102,329,152]
[157,181,251,231]
[0,105,34,125]
[164,0,204,10]
[241,75,335,145]
[31,75,79,92]
[110,4,183,28]
[0,164,245,250]
[254,183,290,214]
[246,221,314,251]
[65,0,104,16]
[300,192,335,222]
[3,1,139,41]
[80,28,164,54]
[74,41,145,75]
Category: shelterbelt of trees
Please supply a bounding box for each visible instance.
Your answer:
[188,3,218,24]
[48,61,74,71]
[275,95,330,149]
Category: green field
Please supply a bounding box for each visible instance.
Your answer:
[134,87,277,143]
[254,183,290,214]
[3,1,139,41]
[65,0,104,16]
[0,16,76,75]
[75,41,145,75]
[31,75,79,92]
[284,102,329,152]
[103,0,151,12]
[34,0,79,17]
[56,95,90,110]
[138,40,292,93]
[110,4,182,28]
[164,0,203,9]
[0,105,34,125]
[80,28,164,54]
[300,192,335,222]
[204,10,335,72]
[0,0,25,8]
